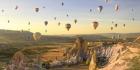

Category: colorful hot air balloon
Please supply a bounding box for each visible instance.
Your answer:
[33,32,42,41]
[92,21,99,30]
[97,6,103,13]
[35,8,39,12]
[74,19,77,24]
[44,21,48,26]
[65,23,71,31]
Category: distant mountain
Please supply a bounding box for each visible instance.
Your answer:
[0,29,139,43]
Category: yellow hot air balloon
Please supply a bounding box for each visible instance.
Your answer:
[65,23,71,31]
[92,21,99,30]
[33,32,42,41]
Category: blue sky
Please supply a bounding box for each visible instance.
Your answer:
[0,0,139,35]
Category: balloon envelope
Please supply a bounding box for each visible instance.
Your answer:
[44,21,48,26]
[65,23,71,31]
[97,6,103,13]
[35,8,39,12]
[33,32,42,41]
[92,21,99,30]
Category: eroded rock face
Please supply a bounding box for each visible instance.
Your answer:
[89,44,128,70]
[6,51,29,70]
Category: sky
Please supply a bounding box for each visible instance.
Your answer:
[0,0,139,35]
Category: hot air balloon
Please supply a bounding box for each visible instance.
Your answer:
[74,19,77,24]
[112,21,114,24]
[115,24,117,27]
[15,6,18,10]
[111,27,113,30]
[65,23,71,31]
[42,6,46,8]
[33,32,42,41]
[44,21,48,26]
[97,6,103,13]
[115,4,119,12]
[8,20,10,23]
[28,22,30,25]
[54,17,57,20]
[132,18,135,21]
[92,21,99,30]
[66,14,69,17]
[123,24,125,27]
[35,8,39,12]
[90,9,92,12]
[105,0,111,3]
[1,9,4,13]
[58,22,61,26]
[61,2,64,6]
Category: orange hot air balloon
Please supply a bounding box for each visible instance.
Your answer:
[35,8,39,12]
[65,23,71,31]
[92,21,99,30]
